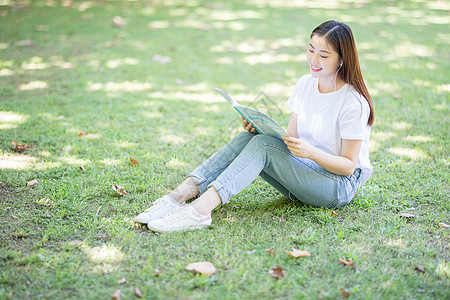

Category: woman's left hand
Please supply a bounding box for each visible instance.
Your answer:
[282,136,316,159]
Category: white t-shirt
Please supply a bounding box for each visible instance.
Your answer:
[286,74,373,184]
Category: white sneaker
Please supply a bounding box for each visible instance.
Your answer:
[134,195,182,224]
[147,205,212,232]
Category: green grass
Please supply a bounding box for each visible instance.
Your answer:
[0,0,449,299]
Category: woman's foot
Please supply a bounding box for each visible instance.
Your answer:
[147,204,212,232]
[134,195,183,224]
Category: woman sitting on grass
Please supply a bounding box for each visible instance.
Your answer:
[135,20,375,233]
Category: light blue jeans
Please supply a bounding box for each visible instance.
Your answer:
[188,132,361,208]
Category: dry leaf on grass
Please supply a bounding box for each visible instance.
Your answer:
[154,268,161,277]
[285,248,311,258]
[117,277,126,285]
[112,184,128,196]
[130,157,139,165]
[186,261,216,276]
[266,248,276,256]
[11,141,31,152]
[438,222,449,228]
[268,266,285,279]
[414,266,426,273]
[340,288,351,299]
[400,212,415,218]
[79,166,86,171]
[339,258,355,268]
[26,179,38,187]
[78,130,86,137]
[112,289,121,300]
[331,210,339,218]
[134,288,143,298]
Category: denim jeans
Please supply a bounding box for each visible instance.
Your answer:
[188,132,361,208]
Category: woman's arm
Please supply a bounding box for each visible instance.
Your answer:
[287,112,298,137]
[282,136,362,176]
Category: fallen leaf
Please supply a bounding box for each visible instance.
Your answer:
[152,55,171,64]
[186,261,216,276]
[78,130,86,137]
[414,266,426,273]
[112,16,126,28]
[112,184,128,196]
[130,157,139,165]
[134,288,143,298]
[285,248,311,258]
[331,210,339,218]
[339,258,355,268]
[11,141,31,152]
[438,222,449,228]
[112,289,121,300]
[26,179,38,187]
[266,248,276,256]
[268,266,285,279]
[79,166,86,171]
[340,288,351,299]
[154,268,161,277]
[117,277,126,285]
[400,213,415,218]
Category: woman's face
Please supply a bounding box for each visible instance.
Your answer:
[306,35,342,81]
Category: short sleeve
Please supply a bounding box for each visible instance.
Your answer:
[339,95,370,140]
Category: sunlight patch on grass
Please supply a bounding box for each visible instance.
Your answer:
[60,156,91,166]
[113,140,137,148]
[100,158,121,166]
[392,121,412,131]
[0,111,28,129]
[82,244,124,263]
[244,53,303,65]
[435,84,450,95]
[18,81,48,91]
[146,91,220,103]
[0,154,36,170]
[161,135,186,145]
[86,81,152,92]
[405,135,434,143]
[21,57,48,70]
[0,68,14,76]
[394,42,435,58]
[106,58,139,69]
[165,157,188,169]
[388,147,429,160]
[385,238,407,248]
[436,261,450,277]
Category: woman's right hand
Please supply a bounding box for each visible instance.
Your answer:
[241,117,259,134]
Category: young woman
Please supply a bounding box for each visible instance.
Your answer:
[135,20,374,232]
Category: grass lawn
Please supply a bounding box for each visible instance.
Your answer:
[0,0,449,299]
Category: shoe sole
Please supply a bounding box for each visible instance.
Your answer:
[147,223,210,233]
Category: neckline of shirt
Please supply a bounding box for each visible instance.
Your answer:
[313,77,349,97]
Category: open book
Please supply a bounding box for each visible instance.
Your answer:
[214,88,288,140]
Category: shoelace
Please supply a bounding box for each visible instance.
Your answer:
[144,197,168,213]
[161,206,188,224]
